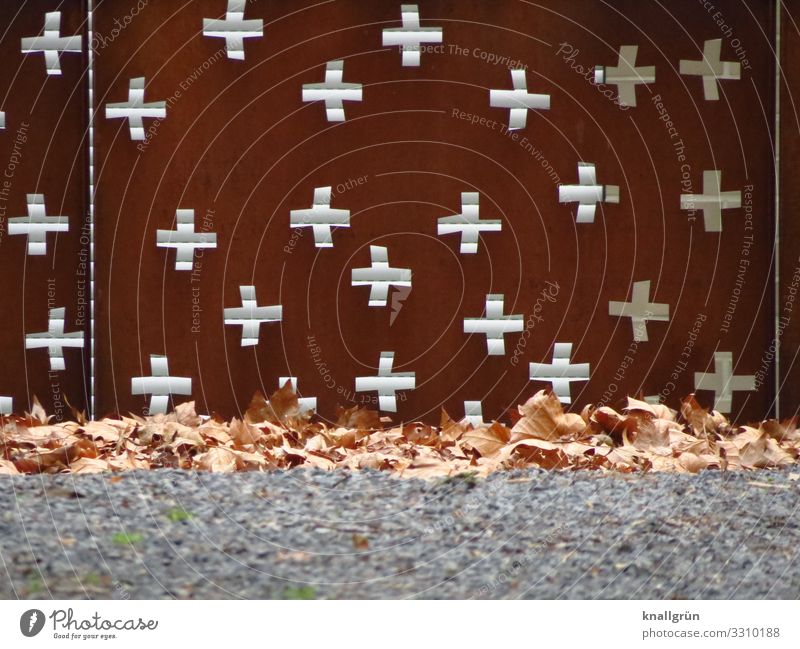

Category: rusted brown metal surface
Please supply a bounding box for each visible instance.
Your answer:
[91,0,777,423]
[778,0,800,419]
[0,2,90,420]
[0,1,782,424]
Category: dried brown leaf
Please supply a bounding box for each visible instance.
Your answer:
[335,404,382,430]
[462,422,511,457]
[512,390,586,441]
[230,417,263,446]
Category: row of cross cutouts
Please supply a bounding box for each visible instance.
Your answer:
[1,4,754,417]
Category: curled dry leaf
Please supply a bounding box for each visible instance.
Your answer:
[734,427,795,469]
[462,422,511,457]
[440,410,467,443]
[268,381,301,422]
[625,396,657,417]
[402,423,439,446]
[508,438,568,469]
[591,407,636,442]
[69,457,110,474]
[335,404,382,430]
[681,395,728,436]
[174,401,202,427]
[512,390,586,441]
[230,418,263,446]
[677,452,712,474]
[27,396,51,425]
[760,419,800,443]
[329,427,365,449]
[196,447,237,473]
[630,418,674,454]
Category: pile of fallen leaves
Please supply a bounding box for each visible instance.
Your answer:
[1,385,798,478]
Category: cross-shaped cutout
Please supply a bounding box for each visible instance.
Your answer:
[558,162,620,223]
[355,351,415,412]
[224,285,282,346]
[594,45,655,107]
[0,396,11,416]
[279,377,317,413]
[694,351,755,414]
[463,400,487,427]
[680,170,741,232]
[529,343,590,404]
[437,192,501,254]
[680,39,741,101]
[608,280,670,342]
[105,77,167,141]
[21,11,81,76]
[382,4,443,67]
[131,354,192,416]
[351,245,412,307]
[203,0,263,61]
[8,194,69,256]
[290,186,351,248]
[463,294,523,356]
[489,69,550,130]
[25,307,84,371]
[157,209,217,271]
[302,60,363,122]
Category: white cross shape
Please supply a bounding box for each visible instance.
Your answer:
[489,69,550,130]
[8,194,69,256]
[594,45,655,108]
[351,245,412,307]
[290,186,351,248]
[279,377,317,413]
[382,4,443,67]
[302,60,363,122]
[25,307,84,371]
[355,351,415,412]
[680,39,741,101]
[558,162,620,223]
[203,0,263,61]
[157,209,217,271]
[463,294,523,356]
[224,285,282,346]
[131,354,192,415]
[463,400,486,427]
[437,192,501,254]
[608,280,670,342]
[105,77,167,141]
[529,342,590,404]
[0,396,11,416]
[680,170,741,232]
[694,351,755,414]
[21,11,81,76]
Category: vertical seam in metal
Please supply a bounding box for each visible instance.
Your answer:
[774,0,782,418]
[87,0,95,415]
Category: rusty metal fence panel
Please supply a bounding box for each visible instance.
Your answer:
[0,2,90,420]
[0,1,784,423]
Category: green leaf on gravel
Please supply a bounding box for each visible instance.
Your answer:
[26,576,44,595]
[166,507,194,522]
[282,585,316,600]
[112,532,143,546]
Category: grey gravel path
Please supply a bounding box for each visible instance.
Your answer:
[1,469,799,599]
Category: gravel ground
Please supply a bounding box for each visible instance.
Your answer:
[1,468,798,599]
